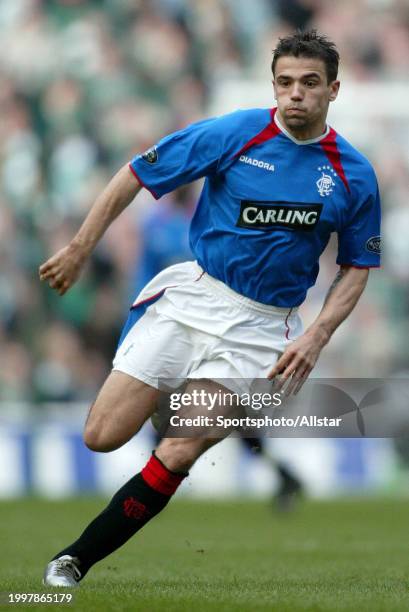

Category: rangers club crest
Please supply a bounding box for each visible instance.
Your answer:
[123,496,149,520]
[316,165,337,197]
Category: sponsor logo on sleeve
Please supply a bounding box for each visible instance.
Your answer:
[141,146,158,164]
[365,236,381,254]
[236,201,323,232]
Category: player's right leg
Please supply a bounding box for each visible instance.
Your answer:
[43,372,160,588]
[43,263,201,587]
[42,379,233,589]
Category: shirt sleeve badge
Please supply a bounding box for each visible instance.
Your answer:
[141,146,158,164]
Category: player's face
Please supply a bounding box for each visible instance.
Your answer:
[273,56,340,139]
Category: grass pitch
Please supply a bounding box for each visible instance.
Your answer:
[1,497,409,611]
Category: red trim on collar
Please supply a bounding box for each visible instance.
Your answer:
[319,129,350,194]
[232,108,281,159]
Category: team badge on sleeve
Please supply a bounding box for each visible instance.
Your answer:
[141,146,158,164]
[365,236,381,254]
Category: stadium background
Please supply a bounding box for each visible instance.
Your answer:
[1,0,409,500]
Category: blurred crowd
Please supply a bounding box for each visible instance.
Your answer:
[1,0,409,403]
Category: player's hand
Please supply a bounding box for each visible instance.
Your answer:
[39,243,87,296]
[267,329,327,396]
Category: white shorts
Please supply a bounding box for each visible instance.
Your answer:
[113,262,303,394]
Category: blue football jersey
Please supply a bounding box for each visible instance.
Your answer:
[129,108,381,307]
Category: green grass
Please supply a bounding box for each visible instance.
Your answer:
[1,497,409,611]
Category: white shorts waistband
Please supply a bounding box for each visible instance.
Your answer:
[194,263,297,317]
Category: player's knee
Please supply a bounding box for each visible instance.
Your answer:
[83,422,120,453]
[83,431,113,453]
[156,438,210,472]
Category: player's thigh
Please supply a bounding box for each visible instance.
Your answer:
[84,370,160,451]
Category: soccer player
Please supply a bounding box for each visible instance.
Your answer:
[40,30,381,586]
[136,189,304,509]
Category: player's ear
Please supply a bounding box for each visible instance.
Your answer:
[329,80,340,102]
[272,80,277,100]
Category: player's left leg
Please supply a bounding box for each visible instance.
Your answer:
[241,437,303,511]
[43,381,228,587]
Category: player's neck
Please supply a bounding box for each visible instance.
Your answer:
[275,110,328,143]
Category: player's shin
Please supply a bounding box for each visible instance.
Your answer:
[50,452,187,579]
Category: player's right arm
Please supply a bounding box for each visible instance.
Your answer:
[39,164,141,295]
[39,110,268,295]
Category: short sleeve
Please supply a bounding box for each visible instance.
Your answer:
[128,109,272,200]
[336,181,381,268]
[129,117,227,200]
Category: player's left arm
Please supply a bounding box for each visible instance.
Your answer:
[267,265,369,395]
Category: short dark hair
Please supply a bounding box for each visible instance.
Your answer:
[272,30,339,84]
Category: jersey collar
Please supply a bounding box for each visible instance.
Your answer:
[273,109,330,145]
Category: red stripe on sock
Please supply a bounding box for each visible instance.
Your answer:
[141,454,186,496]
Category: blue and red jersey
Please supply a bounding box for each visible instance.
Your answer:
[129,108,381,307]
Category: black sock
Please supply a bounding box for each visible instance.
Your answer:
[53,452,187,578]
[276,462,299,484]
